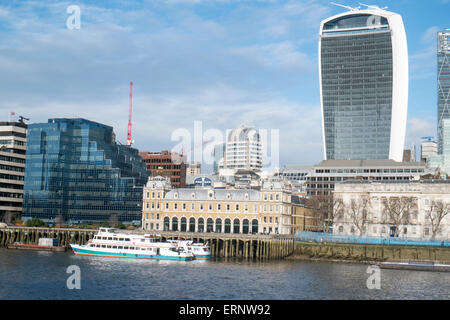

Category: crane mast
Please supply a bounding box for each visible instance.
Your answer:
[126,81,133,146]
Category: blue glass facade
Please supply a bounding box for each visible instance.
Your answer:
[321,13,395,160]
[22,118,149,224]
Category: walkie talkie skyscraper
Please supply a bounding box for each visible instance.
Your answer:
[319,4,408,161]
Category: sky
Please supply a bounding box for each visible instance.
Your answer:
[0,0,449,172]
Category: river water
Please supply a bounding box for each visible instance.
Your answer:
[0,248,448,300]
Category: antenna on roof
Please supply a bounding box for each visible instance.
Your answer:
[359,3,388,10]
[330,2,360,11]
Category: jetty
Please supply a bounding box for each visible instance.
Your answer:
[0,226,294,260]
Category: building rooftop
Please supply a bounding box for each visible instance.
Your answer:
[314,159,426,168]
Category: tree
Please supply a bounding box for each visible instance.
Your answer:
[426,200,450,239]
[381,196,416,238]
[306,194,345,233]
[348,194,371,236]
[26,218,48,227]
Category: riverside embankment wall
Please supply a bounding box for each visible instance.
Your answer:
[290,241,450,264]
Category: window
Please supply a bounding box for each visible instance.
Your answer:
[235,204,239,211]
[338,225,344,233]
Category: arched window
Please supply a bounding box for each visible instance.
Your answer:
[189,217,196,232]
[172,217,178,232]
[164,217,170,231]
[233,219,240,234]
[224,219,231,233]
[215,218,222,233]
[251,219,258,234]
[242,219,249,234]
[180,217,187,232]
[206,218,214,232]
[198,218,204,233]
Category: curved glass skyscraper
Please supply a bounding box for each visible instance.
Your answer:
[319,6,408,161]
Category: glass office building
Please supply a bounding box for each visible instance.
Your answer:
[319,7,408,161]
[22,118,149,225]
[438,30,450,154]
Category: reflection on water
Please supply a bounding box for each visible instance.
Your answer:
[0,248,449,300]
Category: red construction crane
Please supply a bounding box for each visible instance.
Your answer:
[126,81,133,146]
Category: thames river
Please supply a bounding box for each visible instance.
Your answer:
[0,248,449,300]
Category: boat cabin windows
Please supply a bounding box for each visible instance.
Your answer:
[118,246,123,249]
[119,238,124,241]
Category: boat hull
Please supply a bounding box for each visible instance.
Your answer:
[71,245,193,261]
[193,254,211,260]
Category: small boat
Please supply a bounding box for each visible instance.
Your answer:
[7,238,66,252]
[70,228,194,261]
[167,239,211,260]
[378,260,450,272]
[7,242,66,252]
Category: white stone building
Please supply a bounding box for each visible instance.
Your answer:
[333,181,450,240]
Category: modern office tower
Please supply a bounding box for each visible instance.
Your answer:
[22,118,149,225]
[428,118,450,174]
[274,165,313,196]
[438,30,450,154]
[223,124,262,171]
[421,138,438,162]
[213,143,225,173]
[139,150,186,188]
[319,5,408,161]
[0,120,27,222]
[306,159,429,196]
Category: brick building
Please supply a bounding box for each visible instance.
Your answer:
[139,150,186,188]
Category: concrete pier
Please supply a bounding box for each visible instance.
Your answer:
[0,226,295,260]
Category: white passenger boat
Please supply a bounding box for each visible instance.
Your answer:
[70,228,194,261]
[167,239,211,260]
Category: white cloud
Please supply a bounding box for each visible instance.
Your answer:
[229,41,313,70]
[0,0,326,169]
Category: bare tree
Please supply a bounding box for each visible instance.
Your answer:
[348,194,371,236]
[381,196,416,237]
[306,194,345,233]
[426,200,450,239]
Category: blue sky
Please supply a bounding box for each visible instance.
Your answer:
[0,0,449,171]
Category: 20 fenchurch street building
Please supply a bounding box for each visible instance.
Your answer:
[319,6,408,161]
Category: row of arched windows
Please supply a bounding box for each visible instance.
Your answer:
[163,217,258,234]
